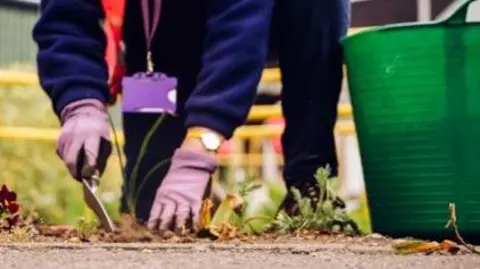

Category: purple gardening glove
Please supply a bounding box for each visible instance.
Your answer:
[58,99,112,181]
[147,148,219,232]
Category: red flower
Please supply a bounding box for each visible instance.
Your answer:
[6,215,19,227]
[7,203,19,215]
[0,185,16,203]
[0,185,21,229]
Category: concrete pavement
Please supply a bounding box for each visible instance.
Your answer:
[1,242,479,269]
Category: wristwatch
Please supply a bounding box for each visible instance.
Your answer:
[187,130,223,152]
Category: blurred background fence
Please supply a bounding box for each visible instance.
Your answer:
[0,1,37,66]
[0,0,124,224]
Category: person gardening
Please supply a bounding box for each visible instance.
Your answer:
[109,0,351,219]
[33,0,274,231]
[33,0,350,232]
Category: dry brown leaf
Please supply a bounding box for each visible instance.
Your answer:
[392,239,440,254]
[209,223,237,240]
[439,240,461,254]
[393,239,460,255]
[224,193,243,213]
[196,195,243,239]
[196,199,213,232]
[37,225,76,237]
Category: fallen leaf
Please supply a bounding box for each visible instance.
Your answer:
[7,202,19,214]
[439,240,461,254]
[392,239,440,254]
[38,225,76,237]
[393,239,460,255]
[197,194,243,239]
[196,199,213,232]
[0,185,17,203]
[209,223,237,240]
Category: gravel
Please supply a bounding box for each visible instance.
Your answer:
[1,243,479,269]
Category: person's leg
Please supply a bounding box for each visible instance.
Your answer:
[120,0,207,222]
[274,0,350,206]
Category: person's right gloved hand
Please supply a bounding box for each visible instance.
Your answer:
[57,99,112,180]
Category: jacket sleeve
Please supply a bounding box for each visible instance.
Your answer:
[184,0,275,139]
[32,0,110,115]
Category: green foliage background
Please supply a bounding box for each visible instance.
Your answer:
[0,66,123,225]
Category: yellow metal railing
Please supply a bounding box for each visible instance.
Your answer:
[0,70,38,87]
[248,104,353,121]
[0,67,356,141]
[0,27,367,179]
[0,121,355,143]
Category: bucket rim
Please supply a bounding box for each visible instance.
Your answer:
[341,0,480,45]
[341,21,440,45]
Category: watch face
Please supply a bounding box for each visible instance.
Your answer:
[201,132,221,151]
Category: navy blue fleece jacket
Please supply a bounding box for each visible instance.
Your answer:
[32,0,273,139]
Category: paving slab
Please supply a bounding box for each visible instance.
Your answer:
[1,242,479,269]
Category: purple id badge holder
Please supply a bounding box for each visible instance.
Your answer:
[121,0,177,115]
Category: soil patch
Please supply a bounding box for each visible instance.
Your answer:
[30,214,391,248]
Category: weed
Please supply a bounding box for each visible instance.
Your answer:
[197,176,267,239]
[10,226,32,242]
[76,217,98,241]
[125,114,166,214]
[0,227,32,243]
[108,111,170,216]
[198,165,362,239]
[271,166,361,235]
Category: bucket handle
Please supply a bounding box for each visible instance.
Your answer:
[436,0,480,24]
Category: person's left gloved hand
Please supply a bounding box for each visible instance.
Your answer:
[147,148,218,232]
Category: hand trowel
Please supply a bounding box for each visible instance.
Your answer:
[78,139,116,232]
[82,174,116,232]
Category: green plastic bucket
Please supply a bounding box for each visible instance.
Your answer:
[342,0,480,242]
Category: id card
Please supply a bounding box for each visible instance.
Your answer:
[121,72,177,114]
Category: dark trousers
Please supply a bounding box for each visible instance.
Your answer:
[120,0,350,221]
[273,0,350,184]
